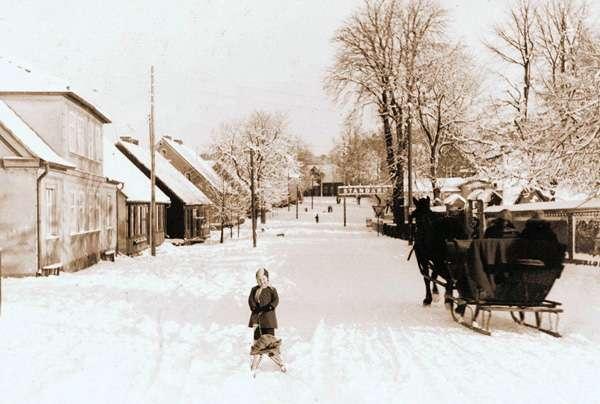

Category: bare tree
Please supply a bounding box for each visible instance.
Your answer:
[330,119,386,185]
[414,44,478,198]
[325,0,446,224]
[536,0,589,89]
[211,111,298,247]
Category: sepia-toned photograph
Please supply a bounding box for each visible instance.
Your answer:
[0,0,599,403]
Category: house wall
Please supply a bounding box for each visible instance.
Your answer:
[0,95,63,154]
[0,166,38,276]
[0,95,103,176]
[121,202,167,255]
[158,143,219,210]
[0,138,14,155]
[40,170,117,272]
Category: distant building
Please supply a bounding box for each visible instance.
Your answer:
[103,138,170,255]
[0,60,116,276]
[116,138,212,242]
[514,188,554,204]
[413,177,502,208]
[304,164,344,197]
[156,136,225,226]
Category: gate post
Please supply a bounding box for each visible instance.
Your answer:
[567,213,575,261]
[343,195,347,227]
[1,248,3,317]
[476,200,485,238]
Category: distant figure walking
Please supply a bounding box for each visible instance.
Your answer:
[315,214,319,223]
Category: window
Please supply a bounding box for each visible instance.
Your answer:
[135,205,141,235]
[78,191,85,233]
[128,205,134,237]
[78,116,86,156]
[88,119,95,159]
[95,125,102,161]
[156,205,163,231]
[106,194,113,229]
[141,205,148,235]
[45,187,58,237]
[70,191,77,233]
[68,111,77,153]
[93,191,100,230]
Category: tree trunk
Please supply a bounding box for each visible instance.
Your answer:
[250,150,257,248]
[380,93,403,224]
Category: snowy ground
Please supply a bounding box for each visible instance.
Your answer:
[1,197,599,404]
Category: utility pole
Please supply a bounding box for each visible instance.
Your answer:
[407,116,413,245]
[295,183,299,219]
[250,149,257,248]
[149,65,156,256]
[311,177,314,210]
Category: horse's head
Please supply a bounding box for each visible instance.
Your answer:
[410,196,432,221]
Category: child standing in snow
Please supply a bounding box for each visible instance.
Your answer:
[248,268,279,340]
[248,268,286,374]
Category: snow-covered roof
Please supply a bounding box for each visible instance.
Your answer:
[0,58,110,123]
[160,137,223,190]
[0,100,75,168]
[103,138,170,204]
[576,197,600,209]
[467,188,502,202]
[413,177,465,192]
[116,140,211,205]
[443,193,466,205]
[485,200,582,213]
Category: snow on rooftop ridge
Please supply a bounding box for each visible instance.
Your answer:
[576,197,600,209]
[443,193,466,205]
[0,100,74,168]
[117,140,212,205]
[485,200,583,213]
[162,137,223,190]
[103,138,170,204]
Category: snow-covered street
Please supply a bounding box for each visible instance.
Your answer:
[1,197,599,404]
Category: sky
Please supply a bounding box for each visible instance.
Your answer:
[2,0,594,155]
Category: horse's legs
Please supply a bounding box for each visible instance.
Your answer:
[431,273,440,303]
[423,277,433,306]
[418,258,433,306]
[444,279,454,310]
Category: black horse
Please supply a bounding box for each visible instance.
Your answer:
[409,196,470,306]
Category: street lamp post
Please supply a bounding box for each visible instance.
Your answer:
[311,177,314,210]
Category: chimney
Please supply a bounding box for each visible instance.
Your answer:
[120,135,139,145]
[174,138,183,145]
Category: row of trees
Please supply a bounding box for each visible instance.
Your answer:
[210,111,300,247]
[466,0,600,195]
[326,0,600,225]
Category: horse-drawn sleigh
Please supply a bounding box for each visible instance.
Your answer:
[409,197,566,337]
